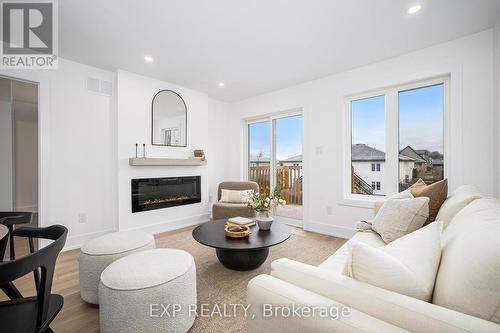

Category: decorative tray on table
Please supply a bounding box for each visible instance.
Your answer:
[224,224,252,238]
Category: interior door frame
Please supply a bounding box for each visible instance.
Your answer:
[0,73,47,249]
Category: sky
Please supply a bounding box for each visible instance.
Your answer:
[352,83,444,154]
[249,115,302,161]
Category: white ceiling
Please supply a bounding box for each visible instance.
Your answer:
[59,0,500,102]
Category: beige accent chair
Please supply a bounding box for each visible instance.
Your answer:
[212,181,259,220]
[247,185,500,333]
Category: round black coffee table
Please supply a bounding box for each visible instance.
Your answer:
[192,219,291,271]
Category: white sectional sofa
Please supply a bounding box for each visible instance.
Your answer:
[247,186,500,333]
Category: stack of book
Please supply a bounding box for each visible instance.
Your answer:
[226,216,256,227]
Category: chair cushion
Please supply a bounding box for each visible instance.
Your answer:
[81,231,154,256]
[347,222,443,302]
[212,202,254,220]
[433,198,500,323]
[319,231,385,273]
[101,248,194,290]
[409,178,448,224]
[220,189,253,203]
[435,185,482,228]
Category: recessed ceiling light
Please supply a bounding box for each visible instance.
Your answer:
[407,4,422,14]
[144,56,153,62]
[218,82,225,87]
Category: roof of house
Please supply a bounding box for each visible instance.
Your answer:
[352,144,421,162]
[352,144,385,161]
[400,146,428,163]
[281,154,302,162]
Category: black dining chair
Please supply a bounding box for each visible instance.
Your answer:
[0,211,33,261]
[0,225,68,333]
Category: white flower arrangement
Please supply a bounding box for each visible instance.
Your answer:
[247,186,286,213]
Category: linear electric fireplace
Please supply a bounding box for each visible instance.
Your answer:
[131,176,201,213]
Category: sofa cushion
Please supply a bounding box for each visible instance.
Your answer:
[409,178,448,224]
[372,196,429,243]
[319,231,385,273]
[433,198,500,323]
[347,222,442,301]
[435,185,482,228]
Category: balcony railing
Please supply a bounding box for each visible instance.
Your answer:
[249,165,303,205]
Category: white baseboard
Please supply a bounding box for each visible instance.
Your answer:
[56,213,210,252]
[120,213,210,235]
[304,220,356,239]
[14,205,38,212]
[58,228,117,252]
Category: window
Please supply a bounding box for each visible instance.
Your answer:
[399,83,444,191]
[247,113,303,221]
[347,77,447,199]
[351,95,385,196]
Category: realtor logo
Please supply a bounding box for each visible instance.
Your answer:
[1,0,58,69]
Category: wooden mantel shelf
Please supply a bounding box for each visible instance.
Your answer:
[129,157,207,166]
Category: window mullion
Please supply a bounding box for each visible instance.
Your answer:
[385,90,399,195]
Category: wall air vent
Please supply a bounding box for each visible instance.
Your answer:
[86,77,113,96]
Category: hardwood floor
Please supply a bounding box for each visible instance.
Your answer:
[0,224,343,333]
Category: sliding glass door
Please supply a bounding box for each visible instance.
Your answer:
[248,113,303,222]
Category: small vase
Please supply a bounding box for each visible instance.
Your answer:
[256,211,273,231]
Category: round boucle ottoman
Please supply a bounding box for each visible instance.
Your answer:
[98,249,196,333]
[79,231,155,304]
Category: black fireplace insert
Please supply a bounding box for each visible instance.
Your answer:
[131,176,201,213]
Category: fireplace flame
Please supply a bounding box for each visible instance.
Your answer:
[144,195,191,205]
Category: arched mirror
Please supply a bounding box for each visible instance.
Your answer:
[151,90,187,146]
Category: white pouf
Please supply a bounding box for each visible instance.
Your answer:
[79,231,155,304]
[98,249,197,333]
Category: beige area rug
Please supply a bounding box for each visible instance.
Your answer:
[155,226,346,333]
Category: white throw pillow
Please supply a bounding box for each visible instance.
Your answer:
[220,189,253,203]
[435,185,482,229]
[372,196,429,243]
[347,221,443,301]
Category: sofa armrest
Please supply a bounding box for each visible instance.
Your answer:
[247,274,408,333]
[271,258,500,333]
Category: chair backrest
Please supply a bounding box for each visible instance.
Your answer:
[0,225,68,327]
[0,211,33,226]
[218,181,259,201]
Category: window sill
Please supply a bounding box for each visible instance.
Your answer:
[338,195,385,209]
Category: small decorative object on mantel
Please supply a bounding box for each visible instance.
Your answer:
[135,144,138,158]
[193,149,205,161]
[247,184,286,231]
[142,143,146,158]
[224,224,251,238]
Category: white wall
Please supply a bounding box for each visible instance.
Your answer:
[0,59,117,249]
[0,78,12,210]
[494,20,500,197]
[233,30,495,238]
[116,70,210,233]
[207,98,240,207]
